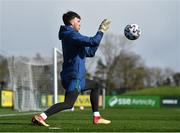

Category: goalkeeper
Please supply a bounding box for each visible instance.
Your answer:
[32,11,111,127]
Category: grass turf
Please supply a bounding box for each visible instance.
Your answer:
[121,86,180,96]
[0,108,180,132]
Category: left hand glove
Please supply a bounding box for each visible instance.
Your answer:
[98,19,111,33]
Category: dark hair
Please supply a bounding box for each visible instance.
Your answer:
[62,11,81,25]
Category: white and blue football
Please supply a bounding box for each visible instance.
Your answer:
[124,24,141,40]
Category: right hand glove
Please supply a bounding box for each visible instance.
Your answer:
[98,19,111,33]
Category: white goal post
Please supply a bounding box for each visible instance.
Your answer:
[53,47,63,104]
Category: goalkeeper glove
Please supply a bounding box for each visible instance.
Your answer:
[98,19,111,33]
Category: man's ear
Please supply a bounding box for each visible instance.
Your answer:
[69,19,74,27]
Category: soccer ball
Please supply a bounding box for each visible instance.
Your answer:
[124,24,141,40]
[79,106,84,110]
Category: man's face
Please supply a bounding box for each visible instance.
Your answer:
[70,17,81,32]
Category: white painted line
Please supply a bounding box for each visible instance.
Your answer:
[48,127,62,130]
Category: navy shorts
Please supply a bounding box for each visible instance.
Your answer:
[61,78,86,92]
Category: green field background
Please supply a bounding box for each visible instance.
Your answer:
[0,108,180,132]
[0,86,180,132]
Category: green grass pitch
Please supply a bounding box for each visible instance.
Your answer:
[0,108,180,132]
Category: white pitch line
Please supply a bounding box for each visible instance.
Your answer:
[0,112,38,117]
[48,127,62,130]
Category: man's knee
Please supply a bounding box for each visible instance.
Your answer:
[64,102,74,109]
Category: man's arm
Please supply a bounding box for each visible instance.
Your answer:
[85,46,99,57]
[70,31,103,47]
[69,19,110,47]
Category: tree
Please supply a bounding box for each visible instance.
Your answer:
[110,50,146,90]
[144,67,175,87]
[144,67,162,87]
[173,73,180,86]
[0,55,9,89]
[95,33,137,93]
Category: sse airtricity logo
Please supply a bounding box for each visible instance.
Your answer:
[109,96,118,107]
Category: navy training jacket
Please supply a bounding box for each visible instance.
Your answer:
[59,25,104,80]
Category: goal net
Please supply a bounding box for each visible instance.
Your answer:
[7,51,63,111]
